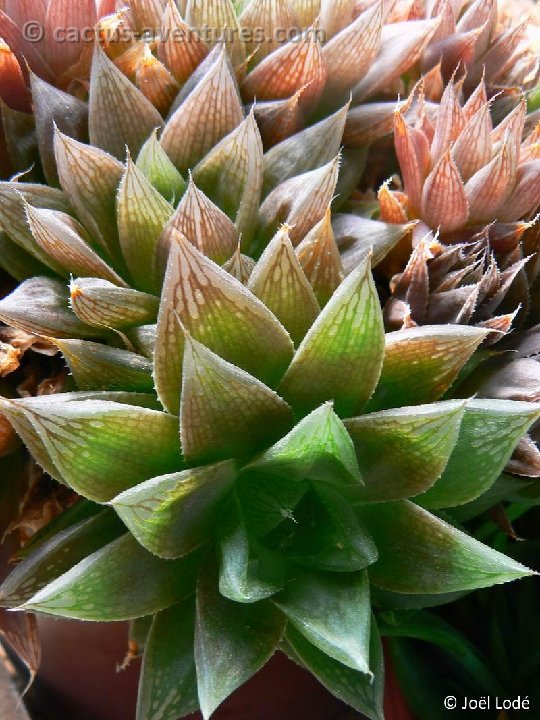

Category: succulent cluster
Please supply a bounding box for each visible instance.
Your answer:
[0,1,539,719]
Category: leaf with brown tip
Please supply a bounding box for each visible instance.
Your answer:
[117,156,174,292]
[180,335,294,464]
[193,111,263,243]
[136,46,180,116]
[248,226,320,345]
[295,208,344,306]
[154,235,294,413]
[69,278,159,329]
[279,255,384,417]
[366,325,487,411]
[89,43,164,160]
[161,48,243,173]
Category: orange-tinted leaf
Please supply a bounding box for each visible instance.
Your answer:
[421,149,469,232]
[158,0,208,84]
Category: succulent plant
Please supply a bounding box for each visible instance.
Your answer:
[0,1,539,719]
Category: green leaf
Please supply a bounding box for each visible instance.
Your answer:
[248,226,320,345]
[195,560,286,719]
[247,403,361,486]
[279,255,384,417]
[21,534,202,621]
[0,398,182,502]
[137,600,199,720]
[366,326,487,412]
[238,473,310,537]
[275,569,371,673]
[117,156,174,293]
[289,487,378,572]
[417,400,540,509]
[54,129,124,261]
[54,339,154,393]
[154,235,294,414]
[136,129,187,204]
[0,510,123,606]
[344,401,465,502]
[356,500,535,593]
[284,617,385,720]
[193,110,263,244]
[89,43,163,160]
[0,277,96,339]
[111,461,236,559]
[69,278,159,329]
[219,496,284,603]
[180,334,294,464]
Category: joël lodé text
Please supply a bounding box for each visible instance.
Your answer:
[458,696,530,711]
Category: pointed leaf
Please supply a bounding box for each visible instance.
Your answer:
[181,335,294,464]
[357,500,534,593]
[185,0,246,67]
[22,534,202,620]
[417,400,540,509]
[195,560,286,719]
[1,399,182,502]
[222,247,256,284]
[288,487,378,572]
[242,31,327,113]
[158,179,239,278]
[54,339,154,393]
[421,149,469,232]
[248,403,361,485]
[193,110,263,242]
[161,49,243,173]
[285,620,385,720]
[498,160,540,223]
[452,102,493,182]
[258,156,340,248]
[248,226,320,345]
[112,461,236,559]
[137,599,199,720]
[30,73,88,186]
[296,208,344,306]
[69,278,159,329]
[89,44,163,160]
[117,156,174,292]
[352,19,440,102]
[136,129,187,203]
[239,0,300,58]
[136,46,180,116]
[276,569,371,673]
[0,277,95,338]
[158,0,208,84]
[54,130,124,259]
[345,401,465,502]
[219,495,284,603]
[0,510,123,606]
[366,326,486,411]
[279,256,384,417]
[465,134,517,224]
[25,204,126,285]
[154,236,294,413]
[322,2,382,95]
[262,104,348,194]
